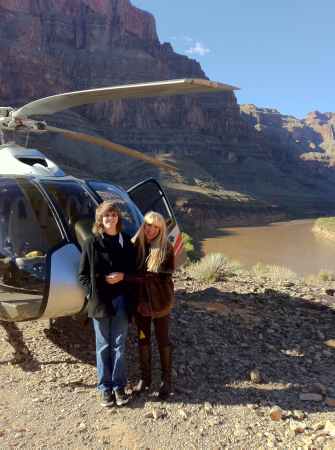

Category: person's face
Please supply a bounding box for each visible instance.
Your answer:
[102,210,119,232]
[144,222,160,242]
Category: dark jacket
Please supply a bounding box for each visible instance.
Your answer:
[78,232,136,319]
[134,243,175,319]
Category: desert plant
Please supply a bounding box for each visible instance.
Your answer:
[317,270,335,282]
[252,262,298,282]
[304,270,335,285]
[181,232,196,261]
[252,262,269,279]
[313,217,335,241]
[224,258,244,276]
[314,217,335,232]
[187,252,227,282]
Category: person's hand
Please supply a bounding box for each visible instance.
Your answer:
[105,272,124,284]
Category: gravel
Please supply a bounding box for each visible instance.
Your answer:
[0,272,335,449]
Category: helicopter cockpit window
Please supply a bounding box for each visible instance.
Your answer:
[88,181,142,236]
[41,180,96,245]
[0,178,63,320]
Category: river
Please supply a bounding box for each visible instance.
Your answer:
[202,219,335,276]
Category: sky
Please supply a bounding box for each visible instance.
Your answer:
[132,0,334,119]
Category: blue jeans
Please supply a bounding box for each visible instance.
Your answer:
[92,296,128,392]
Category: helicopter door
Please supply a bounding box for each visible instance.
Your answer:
[39,180,99,319]
[0,178,64,321]
[127,178,185,266]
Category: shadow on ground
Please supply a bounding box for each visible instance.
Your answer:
[0,321,41,372]
[1,285,335,413]
[168,286,335,412]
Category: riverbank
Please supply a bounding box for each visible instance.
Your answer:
[200,218,335,277]
[1,271,335,449]
[313,217,335,242]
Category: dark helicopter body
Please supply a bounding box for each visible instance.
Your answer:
[0,144,184,322]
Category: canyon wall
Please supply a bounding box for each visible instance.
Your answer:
[1,0,335,229]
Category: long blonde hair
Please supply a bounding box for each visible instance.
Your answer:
[132,211,168,272]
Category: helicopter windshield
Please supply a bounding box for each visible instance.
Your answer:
[0,178,64,320]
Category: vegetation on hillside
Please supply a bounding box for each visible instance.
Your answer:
[181,232,196,261]
[186,252,335,286]
[313,217,335,241]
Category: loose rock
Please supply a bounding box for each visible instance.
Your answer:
[325,339,335,349]
[289,421,307,434]
[250,368,262,383]
[324,421,335,437]
[325,397,335,407]
[270,406,284,421]
[78,422,87,432]
[299,393,323,402]
[292,410,306,421]
[152,408,165,420]
[178,409,188,420]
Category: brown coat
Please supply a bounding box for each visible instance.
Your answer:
[136,243,175,318]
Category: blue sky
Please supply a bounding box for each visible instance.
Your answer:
[132,0,334,118]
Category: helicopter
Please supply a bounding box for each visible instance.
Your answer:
[0,78,237,323]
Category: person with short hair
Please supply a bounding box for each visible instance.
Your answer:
[78,201,135,407]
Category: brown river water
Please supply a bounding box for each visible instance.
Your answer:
[202,219,335,276]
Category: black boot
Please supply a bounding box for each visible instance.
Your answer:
[133,345,151,394]
[158,345,172,400]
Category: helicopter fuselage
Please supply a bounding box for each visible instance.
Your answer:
[0,145,183,322]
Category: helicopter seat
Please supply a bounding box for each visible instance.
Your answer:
[74,217,94,250]
[8,198,46,257]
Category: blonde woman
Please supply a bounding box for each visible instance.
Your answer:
[78,201,136,407]
[132,211,175,400]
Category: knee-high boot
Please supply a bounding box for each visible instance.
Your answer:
[158,345,172,400]
[133,345,151,394]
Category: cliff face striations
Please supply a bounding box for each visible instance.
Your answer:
[1,0,335,229]
[0,0,237,131]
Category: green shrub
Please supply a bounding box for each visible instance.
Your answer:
[313,217,335,241]
[187,253,227,282]
[305,270,335,285]
[314,217,335,232]
[317,270,335,282]
[182,232,195,255]
[252,262,297,282]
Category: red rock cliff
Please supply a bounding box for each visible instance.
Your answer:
[1,0,335,222]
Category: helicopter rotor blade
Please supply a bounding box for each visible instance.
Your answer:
[46,125,176,172]
[14,79,239,119]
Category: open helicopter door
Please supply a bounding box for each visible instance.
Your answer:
[0,177,85,322]
[127,178,185,267]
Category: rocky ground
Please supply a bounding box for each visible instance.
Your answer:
[1,272,335,449]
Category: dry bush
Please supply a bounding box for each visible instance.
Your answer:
[187,253,227,282]
[224,258,244,276]
[304,270,335,285]
[252,262,298,282]
[316,270,335,282]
